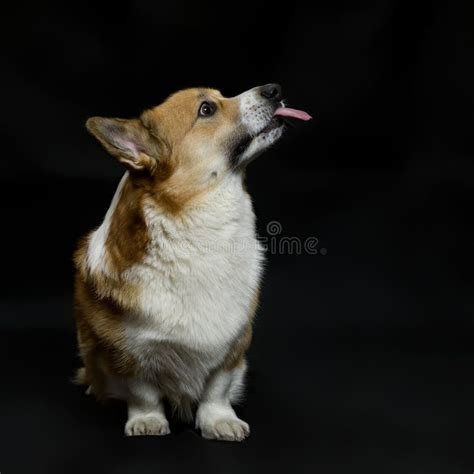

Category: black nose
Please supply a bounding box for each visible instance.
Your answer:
[260,83,282,101]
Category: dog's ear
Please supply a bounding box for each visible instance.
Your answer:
[86,117,159,172]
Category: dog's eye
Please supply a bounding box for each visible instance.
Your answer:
[199,101,215,117]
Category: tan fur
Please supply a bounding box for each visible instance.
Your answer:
[105,178,150,274]
[221,290,260,371]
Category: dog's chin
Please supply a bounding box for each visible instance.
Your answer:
[238,118,285,165]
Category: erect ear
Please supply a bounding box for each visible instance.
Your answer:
[86,117,159,172]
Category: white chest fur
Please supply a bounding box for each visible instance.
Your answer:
[120,173,264,365]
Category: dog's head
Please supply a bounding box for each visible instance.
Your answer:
[87,85,310,209]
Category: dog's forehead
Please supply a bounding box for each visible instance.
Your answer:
[142,88,228,132]
[144,88,221,122]
[158,88,223,110]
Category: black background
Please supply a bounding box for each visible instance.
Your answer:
[2,0,474,473]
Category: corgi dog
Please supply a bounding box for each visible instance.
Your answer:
[74,84,311,441]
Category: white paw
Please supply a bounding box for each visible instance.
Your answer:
[124,415,170,437]
[199,417,250,442]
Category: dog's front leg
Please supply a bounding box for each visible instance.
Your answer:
[196,362,249,442]
[124,378,170,436]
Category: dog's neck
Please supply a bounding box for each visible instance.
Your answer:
[86,171,251,277]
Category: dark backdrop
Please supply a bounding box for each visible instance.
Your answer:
[1,1,473,473]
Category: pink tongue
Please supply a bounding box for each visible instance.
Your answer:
[274,107,312,121]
